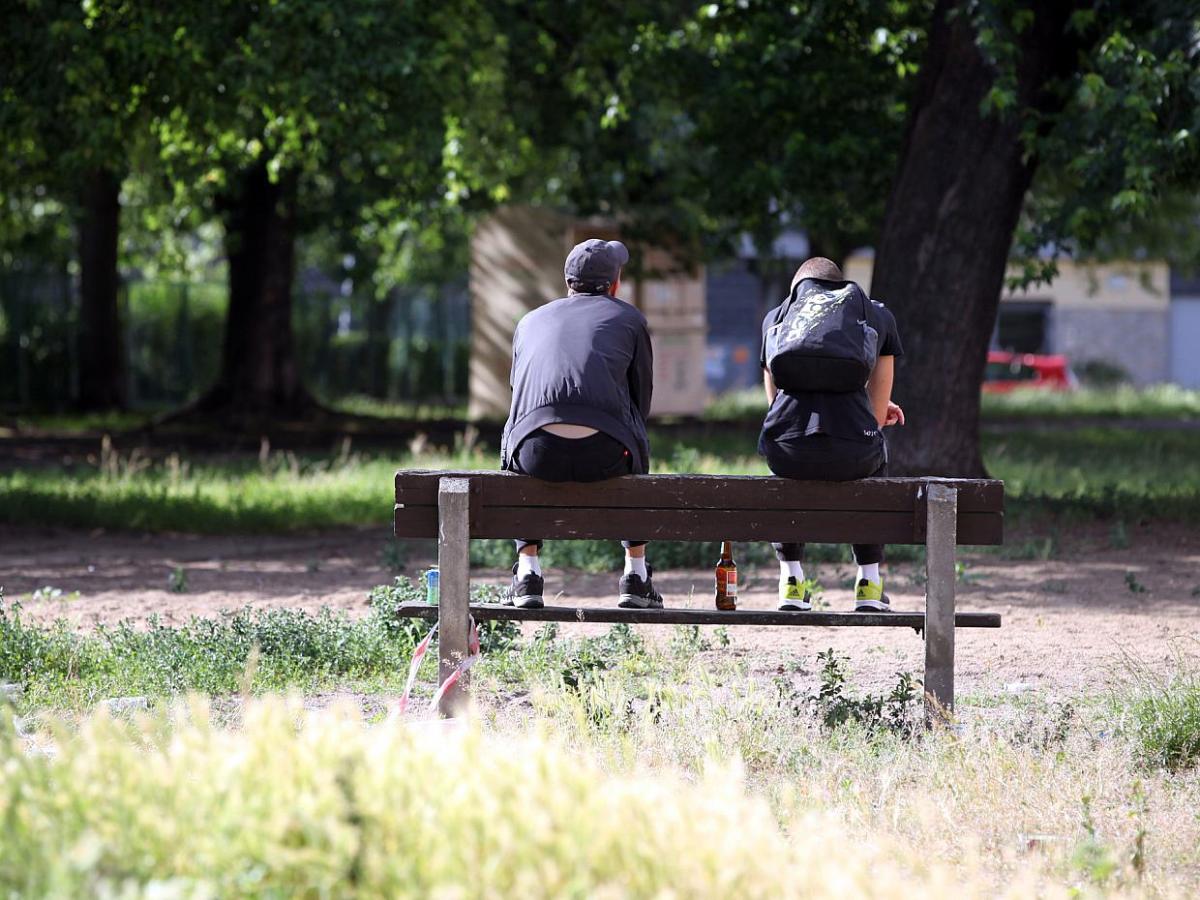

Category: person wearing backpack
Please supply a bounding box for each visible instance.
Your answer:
[759,256,905,611]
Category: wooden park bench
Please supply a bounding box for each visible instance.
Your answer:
[393,471,1003,722]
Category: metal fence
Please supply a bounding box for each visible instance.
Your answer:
[0,270,470,411]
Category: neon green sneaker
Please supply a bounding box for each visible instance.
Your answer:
[778,576,812,611]
[854,578,891,612]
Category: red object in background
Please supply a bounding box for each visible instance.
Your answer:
[982,351,1074,393]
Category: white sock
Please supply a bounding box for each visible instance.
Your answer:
[857,563,880,584]
[625,555,647,579]
[517,555,541,578]
[780,561,805,581]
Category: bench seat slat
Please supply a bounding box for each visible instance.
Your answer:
[394,505,1003,545]
[394,471,1005,514]
[394,602,1000,629]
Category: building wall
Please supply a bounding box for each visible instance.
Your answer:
[468,206,570,421]
[844,254,1172,385]
[1054,308,1170,385]
[1171,298,1200,388]
[468,205,708,420]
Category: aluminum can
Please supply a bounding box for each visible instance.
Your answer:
[425,566,440,604]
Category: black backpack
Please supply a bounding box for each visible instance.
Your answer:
[764,278,880,393]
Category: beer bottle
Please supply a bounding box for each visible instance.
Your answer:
[715,541,738,610]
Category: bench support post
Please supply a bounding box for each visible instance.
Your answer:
[437,477,471,717]
[924,483,957,725]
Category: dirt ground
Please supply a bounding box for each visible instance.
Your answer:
[2,522,1198,701]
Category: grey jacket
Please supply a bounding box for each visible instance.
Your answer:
[501,292,653,473]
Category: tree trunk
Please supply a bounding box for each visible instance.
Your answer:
[870,1,1080,475]
[195,163,315,419]
[76,168,126,411]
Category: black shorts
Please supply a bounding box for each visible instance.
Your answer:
[509,429,642,551]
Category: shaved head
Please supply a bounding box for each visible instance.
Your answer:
[791,257,844,288]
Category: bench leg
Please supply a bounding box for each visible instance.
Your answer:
[437,477,472,717]
[924,484,957,726]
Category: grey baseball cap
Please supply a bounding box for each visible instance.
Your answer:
[564,239,629,289]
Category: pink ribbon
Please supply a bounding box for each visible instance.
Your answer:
[428,617,481,713]
[398,617,482,715]
[397,621,438,715]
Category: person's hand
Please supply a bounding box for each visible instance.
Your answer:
[884,401,905,427]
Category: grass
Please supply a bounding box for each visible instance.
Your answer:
[2,577,1200,894]
[1109,649,1200,771]
[2,426,1198,549]
[0,697,987,899]
[0,580,518,713]
[705,385,1200,422]
[0,409,158,435]
[329,393,468,420]
[984,428,1200,520]
[3,644,1200,895]
[980,385,1200,420]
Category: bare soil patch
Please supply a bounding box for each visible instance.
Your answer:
[3,522,1198,701]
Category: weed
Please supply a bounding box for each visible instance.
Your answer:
[1124,571,1147,594]
[955,561,983,584]
[806,649,919,736]
[1110,656,1200,771]
[167,567,188,593]
[557,624,649,691]
[1072,793,1118,885]
[28,586,79,602]
[669,624,712,657]
[803,577,827,609]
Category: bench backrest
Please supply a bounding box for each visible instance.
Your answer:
[394,471,1004,545]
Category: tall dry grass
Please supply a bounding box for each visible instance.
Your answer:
[3,685,1198,897]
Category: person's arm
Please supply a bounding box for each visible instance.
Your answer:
[629,321,654,417]
[763,368,777,405]
[866,355,895,428]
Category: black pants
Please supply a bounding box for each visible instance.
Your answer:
[763,433,887,566]
[509,429,645,552]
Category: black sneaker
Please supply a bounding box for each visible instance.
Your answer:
[618,565,664,609]
[505,562,544,609]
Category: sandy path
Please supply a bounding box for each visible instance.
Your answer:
[3,522,1198,701]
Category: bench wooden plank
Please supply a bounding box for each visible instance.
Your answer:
[395,471,1004,513]
[395,602,1001,629]
[394,505,1003,545]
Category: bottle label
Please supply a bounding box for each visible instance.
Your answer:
[717,569,738,599]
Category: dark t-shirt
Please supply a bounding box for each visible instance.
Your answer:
[759,283,903,451]
[502,293,654,473]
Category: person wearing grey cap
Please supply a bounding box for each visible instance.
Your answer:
[500,238,664,610]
